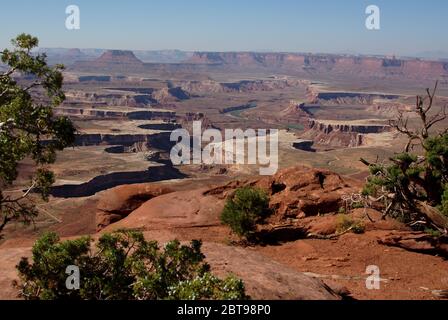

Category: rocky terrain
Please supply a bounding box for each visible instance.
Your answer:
[1,166,447,300]
[3,45,448,301]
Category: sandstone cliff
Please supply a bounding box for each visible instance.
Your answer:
[302,119,391,147]
[187,52,448,80]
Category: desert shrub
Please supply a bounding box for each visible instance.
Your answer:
[15,230,247,300]
[336,215,365,234]
[221,187,270,240]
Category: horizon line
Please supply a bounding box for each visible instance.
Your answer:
[36,47,448,62]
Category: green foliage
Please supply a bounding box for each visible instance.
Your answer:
[425,134,448,179]
[0,34,75,235]
[424,228,442,238]
[15,230,247,300]
[440,184,448,217]
[351,202,365,209]
[364,135,448,211]
[361,183,377,197]
[168,273,246,300]
[336,215,365,234]
[220,187,270,240]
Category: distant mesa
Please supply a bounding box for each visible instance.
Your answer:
[71,50,144,71]
[65,49,448,80]
[53,48,87,62]
[65,48,84,56]
[133,49,193,63]
[186,52,448,80]
[94,50,144,65]
[39,47,91,66]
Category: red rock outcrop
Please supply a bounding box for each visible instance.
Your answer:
[101,187,226,232]
[98,166,359,231]
[301,208,409,236]
[96,184,173,231]
[377,231,448,258]
[258,167,358,221]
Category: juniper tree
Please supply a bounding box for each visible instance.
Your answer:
[0,34,75,237]
[361,82,448,232]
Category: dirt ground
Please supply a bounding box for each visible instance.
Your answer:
[256,232,448,300]
[2,221,446,300]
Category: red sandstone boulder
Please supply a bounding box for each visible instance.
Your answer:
[96,184,173,231]
[377,231,448,258]
[102,188,225,232]
[258,167,358,221]
[202,243,340,300]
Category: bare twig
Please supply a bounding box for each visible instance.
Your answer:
[389,81,446,152]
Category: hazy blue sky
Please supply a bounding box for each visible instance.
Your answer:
[0,0,447,56]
